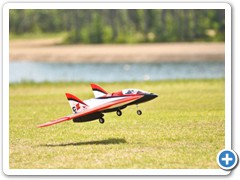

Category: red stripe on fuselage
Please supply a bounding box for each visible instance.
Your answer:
[69,95,143,119]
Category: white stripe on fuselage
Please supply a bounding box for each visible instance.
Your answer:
[84,96,134,110]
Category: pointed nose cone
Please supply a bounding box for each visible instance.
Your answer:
[128,92,158,105]
[140,93,158,102]
[149,93,158,100]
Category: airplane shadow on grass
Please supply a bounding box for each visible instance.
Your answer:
[40,138,127,147]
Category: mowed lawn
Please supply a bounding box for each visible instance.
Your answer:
[9,79,225,169]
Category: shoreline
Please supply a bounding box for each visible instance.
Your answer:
[10,39,225,63]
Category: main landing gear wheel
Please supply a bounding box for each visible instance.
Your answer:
[116,110,122,116]
[99,117,105,124]
[137,110,142,115]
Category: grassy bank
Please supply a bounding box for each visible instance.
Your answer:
[9,79,225,169]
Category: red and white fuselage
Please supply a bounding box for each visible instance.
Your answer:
[37,84,157,127]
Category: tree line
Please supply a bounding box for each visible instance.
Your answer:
[9,9,225,43]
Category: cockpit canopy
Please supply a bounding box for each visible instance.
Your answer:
[122,89,150,95]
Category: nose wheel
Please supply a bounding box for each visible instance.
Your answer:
[116,110,122,116]
[137,110,142,115]
[99,117,105,124]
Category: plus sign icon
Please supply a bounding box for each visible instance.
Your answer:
[217,149,238,170]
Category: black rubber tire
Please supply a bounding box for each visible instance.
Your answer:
[137,110,142,115]
[116,110,122,116]
[99,118,105,124]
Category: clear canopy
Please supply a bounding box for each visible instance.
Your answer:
[122,89,149,95]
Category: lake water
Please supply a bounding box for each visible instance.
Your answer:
[9,61,224,83]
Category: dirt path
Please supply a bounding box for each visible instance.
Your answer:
[10,39,224,63]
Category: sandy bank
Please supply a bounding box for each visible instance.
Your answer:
[10,39,225,63]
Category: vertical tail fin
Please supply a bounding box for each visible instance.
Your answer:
[90,84,108,98]
[65,93,88,114]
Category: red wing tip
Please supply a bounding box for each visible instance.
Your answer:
[37,123,53,128]
[37,117,72,128]
[37,124,48,128]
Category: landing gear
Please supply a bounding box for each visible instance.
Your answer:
[99,117,105,124]
[137,110,142,115]
[116,110,122,116]
[136,104,142,115]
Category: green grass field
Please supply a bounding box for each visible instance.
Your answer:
[9,79,225,169]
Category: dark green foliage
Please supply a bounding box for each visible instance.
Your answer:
[9,9,225,44]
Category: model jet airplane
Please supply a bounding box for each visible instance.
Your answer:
[37,84,158,128]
